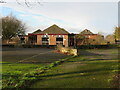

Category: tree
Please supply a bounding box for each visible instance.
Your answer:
[114,27,120,41]
[75,29,93,45]
[93,34,105,45]
[75,33,86,45]
[105,34,115,44]
[1,15,26,43]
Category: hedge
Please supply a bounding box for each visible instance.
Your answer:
[76,45,118,49]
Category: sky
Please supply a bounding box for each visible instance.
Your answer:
[0,0,118,36]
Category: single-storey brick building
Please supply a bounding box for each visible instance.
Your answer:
[28,24,70,47]
[3,25,107,46]
[76,29,105,45]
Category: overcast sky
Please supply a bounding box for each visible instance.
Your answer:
[0,0,118,36]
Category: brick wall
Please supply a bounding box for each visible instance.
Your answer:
[49,35,56,45]
[36,35,42,45]
[36,34,68,46]
[88,35,98,39]
[64,35,68,47]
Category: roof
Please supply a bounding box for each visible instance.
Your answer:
[32,29,42,34]
[80,29,93,35]
[39,24,69,34]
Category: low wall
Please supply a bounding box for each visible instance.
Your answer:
[57,46,77,56]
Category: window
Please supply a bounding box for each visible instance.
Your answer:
[20,37,25,44]
[29,35,37,44]
[56,38,63,41]
[56,36,63,45]
[42,38,48,41]
[42,37,49,45]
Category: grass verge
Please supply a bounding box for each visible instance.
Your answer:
[2,56,74,89]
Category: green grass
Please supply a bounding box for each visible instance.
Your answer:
[2,56,74,88]
[31,49,119,88]
[2,49,119,88]
[2,63,44,74]
[2,63,44,88]
[31,59,119,88]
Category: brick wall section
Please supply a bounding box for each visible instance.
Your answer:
[36,34,68,46]
[64,35,68,47]
[88,35,98,39]
[84,34,98,39]
[49,35,56,45]
[37,35,42,45]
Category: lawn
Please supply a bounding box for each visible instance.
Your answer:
[31,49,119,88]
[1,48,119,88]
[1,48,69,88]
[2,63,44,88]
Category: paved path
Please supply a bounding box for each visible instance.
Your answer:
[2,48,68,63]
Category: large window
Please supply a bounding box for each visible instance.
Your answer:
[29,35,37,44]
[56,35,63,45]
[42,35,49,45]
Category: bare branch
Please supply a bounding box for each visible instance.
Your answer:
[16,0,21,5]
[0,0,6,3]
[1,0,43,7]
[37,0,41,5]
[25,0,30,7]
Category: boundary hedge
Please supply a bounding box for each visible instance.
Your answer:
[77,45,119,49]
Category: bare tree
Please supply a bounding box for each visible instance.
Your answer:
[1,15,26,44]
[0,0,6,3]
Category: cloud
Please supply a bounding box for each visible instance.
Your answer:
[1,2,118,35]
[4,0,119,2]
[19,14,29,17]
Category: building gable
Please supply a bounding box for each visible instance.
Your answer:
[39,24,69,34]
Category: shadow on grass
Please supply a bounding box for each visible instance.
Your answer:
[31,71,113,88]
[42,71,111,81]
[41,68,116,78]
[78,49,105,56]
[66,49,118,62]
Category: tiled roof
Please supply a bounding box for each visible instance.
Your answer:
[80,29,93,35]
[39,24,69,34]
[32,29,42,34]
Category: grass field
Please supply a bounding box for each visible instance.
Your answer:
[1,48,119,88]
[31,49,119,88]
[2,63,44,88]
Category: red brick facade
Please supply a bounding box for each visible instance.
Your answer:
[28,34,69,47]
